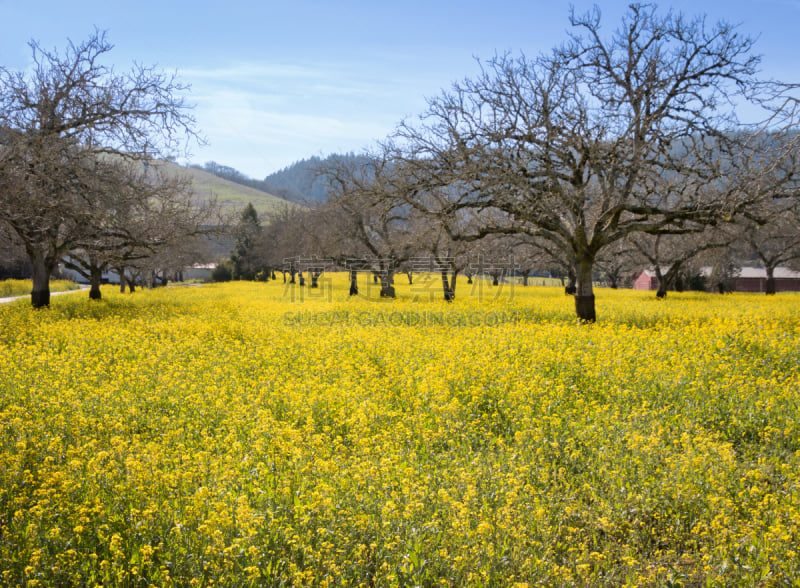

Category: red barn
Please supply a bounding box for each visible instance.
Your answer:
[729,267,800,293]
[632,266,800,292]
[632,269,660,291]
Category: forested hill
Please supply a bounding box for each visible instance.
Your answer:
[261,156,332,203]
[196,153,370,204]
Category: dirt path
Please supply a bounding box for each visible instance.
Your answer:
[0,286,90,305]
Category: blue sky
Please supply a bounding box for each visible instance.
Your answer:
[2,0,799,179]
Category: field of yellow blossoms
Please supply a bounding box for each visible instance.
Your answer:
[1,274,799,586]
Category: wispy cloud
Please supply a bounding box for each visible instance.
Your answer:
[182,65,404,176]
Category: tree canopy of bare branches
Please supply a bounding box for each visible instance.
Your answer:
[0,31,203,307]
[390,4,800,320]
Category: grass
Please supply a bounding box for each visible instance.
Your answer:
[168,163,298,216]
[0,279,82,298]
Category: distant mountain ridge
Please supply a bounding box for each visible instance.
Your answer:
[195,153,370,205]
[261,156,332,203]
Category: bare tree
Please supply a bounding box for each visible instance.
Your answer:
[594,238,640,289]
[0,31,201,307]
[0,219,29,280]
[319,153,417,298]
[737,196,800,294]
[393,4,799,321]
[627,226,733,298]
[62,161,219,299]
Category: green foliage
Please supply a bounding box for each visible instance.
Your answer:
[229,203,264,281]
[210,261,233,282]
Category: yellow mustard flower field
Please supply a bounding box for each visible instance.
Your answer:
[1,275,799,586]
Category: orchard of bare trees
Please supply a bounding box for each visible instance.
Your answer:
[0,31,219,307]
[4,6,800,321]
[255,4,799,321]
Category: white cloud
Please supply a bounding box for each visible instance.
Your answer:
[179,59,427,177]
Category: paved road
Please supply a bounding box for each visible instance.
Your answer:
[0,286,90,305]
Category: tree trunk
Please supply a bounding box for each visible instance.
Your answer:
[441,270,454,302]
[379,270,395,298]
[655,267,667,299]
[349,270,358,296]
[30,251,52,308]
[406,271,413,285]
[765,266,776,295]
[522,270,530,286]
[564,270,576,295]
[574,258,596,322]
[89,265,103,300]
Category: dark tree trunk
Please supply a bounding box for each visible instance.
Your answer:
[30,251,53,308]
[574,258,596,322]
[561,275,577,296]
[765,266,776,295]
[441,271,454,302]
[467,274,473,284]
[564,272,576,295]
[406,271,413,285]
[298,272,305,286]
[310,271,320,288]
[379,270,395,298]
[521,270,530,286]
[492,274,499,286]
[655,268,667,299]
[349,270,358,296]
[89,265,103,300]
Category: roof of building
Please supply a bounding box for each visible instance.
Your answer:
[639,266,800,279]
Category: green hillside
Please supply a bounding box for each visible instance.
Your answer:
[163,162,294,217]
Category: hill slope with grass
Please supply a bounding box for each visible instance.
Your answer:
[164,162,293,216]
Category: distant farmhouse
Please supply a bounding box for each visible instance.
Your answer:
[633,267,800,293]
